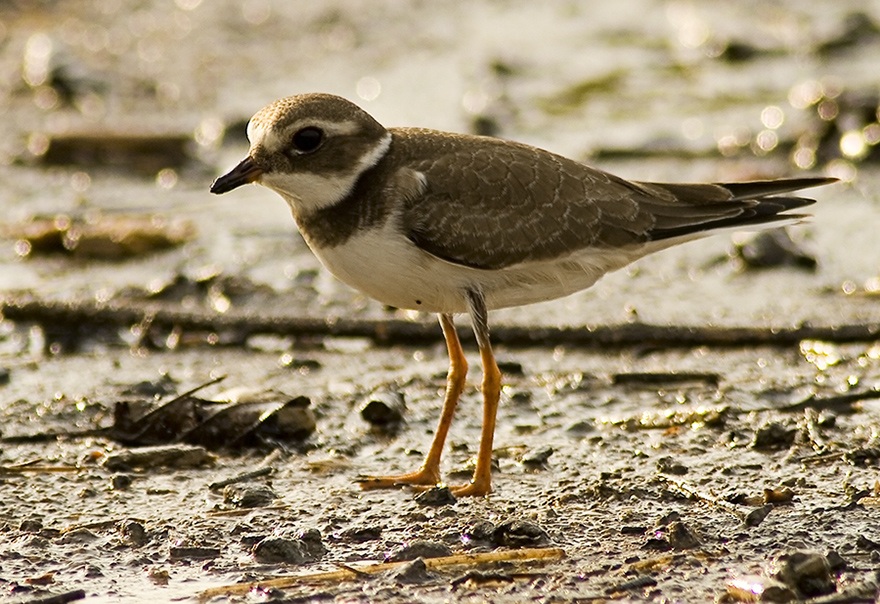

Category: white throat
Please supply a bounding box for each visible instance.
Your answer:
[261,132,392,216]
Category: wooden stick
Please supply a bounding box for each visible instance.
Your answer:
[197,547,565,601]
[3,294,879,348]
[0,465,83,474]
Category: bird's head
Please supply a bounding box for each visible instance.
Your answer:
[211,93,390,217]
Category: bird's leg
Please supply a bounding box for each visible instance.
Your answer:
[448,289,500,497]
[357,313,467,490]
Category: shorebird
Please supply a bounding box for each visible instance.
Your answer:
[211,93,834,496]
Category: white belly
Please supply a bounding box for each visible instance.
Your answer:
[306,221,648,314]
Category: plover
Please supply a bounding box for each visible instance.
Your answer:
[211,93,834,496]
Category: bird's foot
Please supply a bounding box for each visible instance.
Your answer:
[356,469,491,497]
[446,478,491,498]
[356,467,440,491]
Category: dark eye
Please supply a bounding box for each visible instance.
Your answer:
[291,127,323,153]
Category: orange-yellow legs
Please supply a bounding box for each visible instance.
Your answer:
[358,290,501,496]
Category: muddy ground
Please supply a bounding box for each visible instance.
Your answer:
[1,2,880,603]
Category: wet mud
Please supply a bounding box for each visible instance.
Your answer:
[1,1,879,602]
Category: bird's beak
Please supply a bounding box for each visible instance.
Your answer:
[210,156,263,194]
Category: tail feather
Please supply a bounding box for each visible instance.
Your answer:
[642,178,835,242]
[721,177,838,201]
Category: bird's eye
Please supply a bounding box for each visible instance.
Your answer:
[290,127,324,153]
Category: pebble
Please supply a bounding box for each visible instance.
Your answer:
[223,484,277,508]
[252,537,306,564]
[103,444,215,471]
[462,519,496,546]
[360,390,406,427]
[666,520,701,550]
[772,551,836,598]
[340,525,382,543]
[492,520,551,548]
[734,229,817,270]
[521,446,554,467]
[296,529,327,560]
[414,486,456,507]
[391,558,433,584]
[745,505,773,527]
[57,528,98,544]
[119,520,148,546]
[386,540,452,563]
[19,519,43,533]
[656,456,689,476]
[110,474,132,490]
[751,422,796,450]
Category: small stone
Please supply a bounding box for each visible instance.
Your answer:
[83,564,104,578]
[521,446,554,467]
[386,540,452,563]
[752,422,797,450]
[253,537,306,564]
[223,484,277,508]
[656,456,688,475]
[773,551,835,598]
[642,538,672,551]
[745,505,773,527]
[655,511,681,526]
[111,474,132,490]
[392,558,432,584]
[19,519,43,533]
[0,367,10,386]
[855,534,880,551]
[414,486,456,507]
[497,360,524,376]
[733,229,817,271]
[57,528,98,544]
[492,520,551,548]
[462,520,495,546]
[666,521,701,550]
[119,520,148,546]
[103,444,215,471]
[296,528,326,560]
[565,420,594,434]
[825,550,847,572]
[341,525,382,543]
[360,390,406,427]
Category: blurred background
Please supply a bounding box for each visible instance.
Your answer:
[0,0,877,328]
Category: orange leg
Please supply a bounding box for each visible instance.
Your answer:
[447,290,499,497]
[357,313,467,490]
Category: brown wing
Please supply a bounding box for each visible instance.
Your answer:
[393,128,831,270]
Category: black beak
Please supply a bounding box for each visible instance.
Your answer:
[210,156,263,194]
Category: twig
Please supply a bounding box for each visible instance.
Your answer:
[3,294,879,348]
[208,466,274,490]
[0,464,83,474]
[197,547,565,601]
[781,389,880,413]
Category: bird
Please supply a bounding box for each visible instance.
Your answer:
[211,92,835,497]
